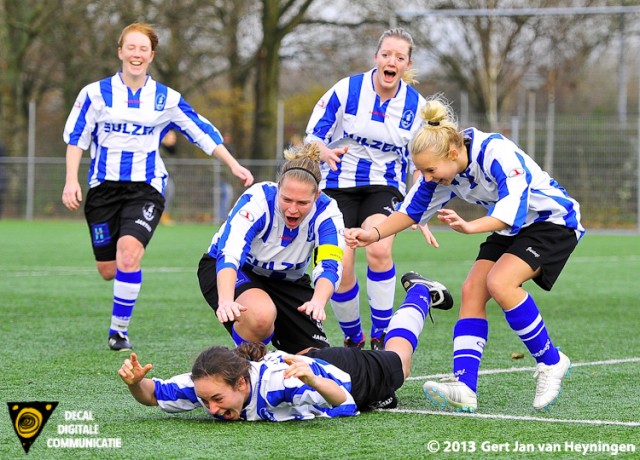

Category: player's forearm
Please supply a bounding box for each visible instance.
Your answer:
[373,212,416,240]
[312,377,348,407]
[65,145,83,182]
[212,144,240,168]
[127,378,158,406]
[310,277,335,306]
[468,216,508,234]
[216,266,238,304]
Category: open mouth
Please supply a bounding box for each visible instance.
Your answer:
[285,216,300,227]
[383,70,396,83]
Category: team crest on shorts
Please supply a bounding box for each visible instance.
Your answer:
[142,203,156,221]
[91,223,111,247]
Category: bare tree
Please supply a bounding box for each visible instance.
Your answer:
[0,0,61,155]
[401,0,617,129]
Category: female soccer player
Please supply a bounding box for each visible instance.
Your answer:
[118,272,453,421]
[304,28,435,350]
[346,95,585,411]
[197,144,344,354]
[61,23,253,352]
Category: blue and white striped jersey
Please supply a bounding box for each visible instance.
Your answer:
[305,69,426,195]
[207,182,345,287]
[400,128,585,238]
[153,351,358,421]
[63,71,224,194]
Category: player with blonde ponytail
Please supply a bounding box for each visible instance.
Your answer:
[347,94,585,412]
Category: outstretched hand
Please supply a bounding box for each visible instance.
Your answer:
[413,223,439,248]
[344,227,376,248]
[216,300,248,323]
[118,352,153,386]
[437,209,471,234]
[298,300,326,321]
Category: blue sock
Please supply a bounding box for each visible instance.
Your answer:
[261,332,274,345]
[504,294,560,366]
[231,325,247,346]
[331,284,364,342]
[231,326,273,346]
[367,265,395,339]
[452,318,488,393]
[385,282,429,351]
[109,269,142,336]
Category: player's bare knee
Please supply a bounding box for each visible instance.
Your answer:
[485,274,506,302]
[365,244,392,268]
[97,266,116,280]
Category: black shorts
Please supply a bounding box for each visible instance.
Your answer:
[197,254,330,354]
[303,347,404,411]
[84,181,165,262]
[324,186,403,228]
[477,222,580,291]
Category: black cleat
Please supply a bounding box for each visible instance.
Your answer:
[344,336,366,349]
[370,333,386,350]
[401,271,454,310]
[368,394,398,410]
[108,331,133,351]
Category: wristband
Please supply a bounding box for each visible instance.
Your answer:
[372,227,381,242]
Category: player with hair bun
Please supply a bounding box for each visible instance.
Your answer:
[197,144,345,354]
[119,271,454,421]
[346,94,585,412]
[61,22,253,352]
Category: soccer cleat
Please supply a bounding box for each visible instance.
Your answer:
[401,271,454,310]
[344,336,366,349]
[368,394,398,410]
[370,333,386,350]
[533,351,571,410]
[108,331,133,351]
[423,375,478,412]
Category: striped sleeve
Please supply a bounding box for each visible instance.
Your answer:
[63,83,99,149]
[210,184,270,271]
[152,373,202,413]
[304,78,348,144]
[166,93,223,155]
[398,177,455,225]
[256,354,358,420]
[311,195,345,288]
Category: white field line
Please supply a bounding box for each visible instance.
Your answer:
[1,254,639,276]
[407,357,640,381]
[401,357,640,427]
[1,266,193,276]
[387,408,640,427]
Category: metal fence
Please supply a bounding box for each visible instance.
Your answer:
[1,113,638,231]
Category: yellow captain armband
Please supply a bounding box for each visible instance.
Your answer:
[314,244,344,264]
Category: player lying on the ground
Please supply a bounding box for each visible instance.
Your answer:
[118,272,453,421]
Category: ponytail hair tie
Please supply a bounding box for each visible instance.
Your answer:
[427,120,440,126]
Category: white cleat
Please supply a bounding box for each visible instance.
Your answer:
[423,375,477,413]
[533,351,571,410]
